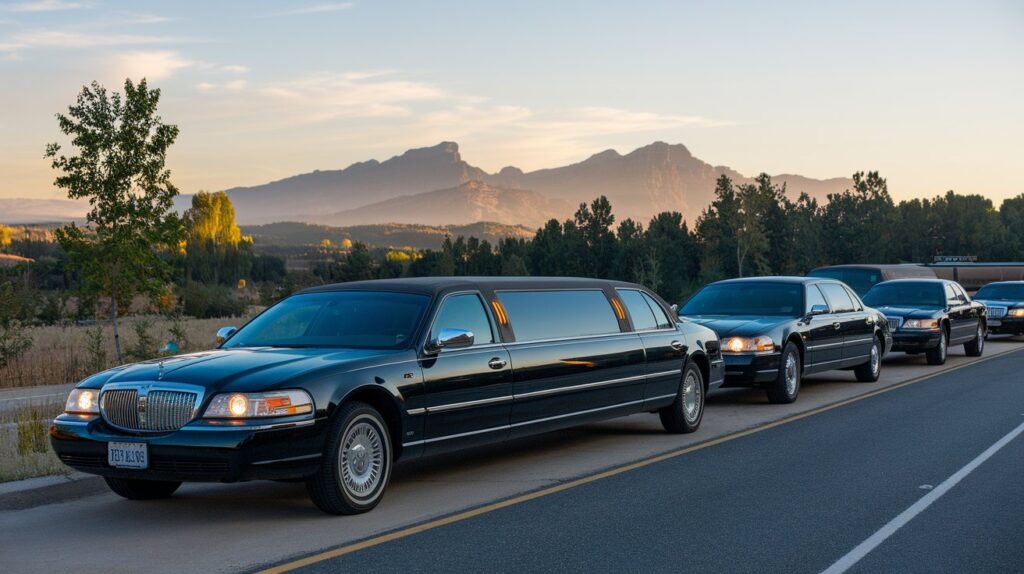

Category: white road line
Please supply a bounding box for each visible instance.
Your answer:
[822,418,1024,574]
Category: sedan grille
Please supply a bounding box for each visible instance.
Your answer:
[987,306,1007,319]
[101,388,198,432]
[886,317,902,331]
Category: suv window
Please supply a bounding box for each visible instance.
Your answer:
[430,293,495,346]
[641,292,673,329]
[498,290,621,342]
[820,282,855,313]
[806,284,829,313]
[617,289,658,331]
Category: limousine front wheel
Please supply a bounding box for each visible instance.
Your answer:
[306,402,393,515]
[660,362,704,433]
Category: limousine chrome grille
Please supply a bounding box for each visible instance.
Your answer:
[886,317,902,331]
[987,306,1007,319]
[100,384,202,432]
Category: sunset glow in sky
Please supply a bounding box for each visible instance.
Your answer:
[1,0,1021,203]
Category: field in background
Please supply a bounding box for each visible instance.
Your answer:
[0,312,257,390]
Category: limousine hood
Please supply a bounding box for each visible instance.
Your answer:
[871,305,943,319]
[975,299,1024,308]
[77,347,408,393]
[682,315,791,337]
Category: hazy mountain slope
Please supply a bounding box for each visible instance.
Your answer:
[0,198,87,224]
[314,181,572,228]
[243,220,534,250]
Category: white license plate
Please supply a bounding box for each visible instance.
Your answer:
[989,319,1001,327]
[108,442,148,469]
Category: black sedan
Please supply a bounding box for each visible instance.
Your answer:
[679,277,892,404]
[51,277,723,515]
[973,281,1024,336]
[862,279,987,365]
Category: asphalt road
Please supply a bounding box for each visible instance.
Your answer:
[1,338,1022,574]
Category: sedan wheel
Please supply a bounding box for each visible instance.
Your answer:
[766,342,800,404]
[926,329,948,365]
[964,323,985,357]
[660,362,705,433]
[854,337,882,383]
[306,402,392,515]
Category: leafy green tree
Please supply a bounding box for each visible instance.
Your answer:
[999,194,1024,258]
[183,191,252,285]
[734,183,771,277]
[820,171,898,264]
[643,212,699,302]
[47,79,184,362]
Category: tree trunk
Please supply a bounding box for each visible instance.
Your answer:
[110,287,123,364]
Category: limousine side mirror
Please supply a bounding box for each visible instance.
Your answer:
[425,328,474,354]
[804,305,829,320]
[216,326,237,345]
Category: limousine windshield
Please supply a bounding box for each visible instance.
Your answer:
[681,282,803,316]
[862,282,945,308]
[223,291,430,349]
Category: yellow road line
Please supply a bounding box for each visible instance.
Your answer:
[258,347,1023,574]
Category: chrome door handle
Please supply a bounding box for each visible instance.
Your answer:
[833,322,842,330]
[488,357,507,370]
[670,340,684,351]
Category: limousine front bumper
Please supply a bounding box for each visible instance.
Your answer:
[890,331,943,352]
[49,415,326,483]
[721,352,781,386]
[988,316,1024,335]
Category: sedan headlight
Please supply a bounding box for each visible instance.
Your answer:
[902,319,940,330]
[65,388,100,414]
[1009,309,1024,318]
[722,335,775,353]
[203,390,314,419]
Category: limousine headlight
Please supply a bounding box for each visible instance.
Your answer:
[1008,308,1024,317]
[723,335,775,354]
[203,390,314,419]
[902,319,940,330]
[64,388,100,414]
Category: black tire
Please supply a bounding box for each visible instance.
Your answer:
[306,401,392,515]
[104,477,181,500]
[926,329,948,365]
[854,336,882,383]
[964,322,985,357]
[659,361,705,433]
[766,342,801,404]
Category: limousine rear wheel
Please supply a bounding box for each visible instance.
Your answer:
[766,342,800,404]
[306,402,392,515]
[104,477,181,500]
[926,330,948,366]
[964,323,985,357]
[659,362,704,433]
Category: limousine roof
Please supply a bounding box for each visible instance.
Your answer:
[812,263,931,270]
[298,276,645,297]
[714,276,823,285]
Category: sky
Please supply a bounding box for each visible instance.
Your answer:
[0,0,1022,204]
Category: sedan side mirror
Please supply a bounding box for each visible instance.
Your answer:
[216,326,237,345]
[809,304,829,316]
[425,328,474,354]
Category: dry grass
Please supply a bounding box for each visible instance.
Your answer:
[0,396,67,482]
[0,312,259,389]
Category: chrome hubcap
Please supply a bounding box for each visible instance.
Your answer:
[870,343,880,375]
[978,326,984,350]
[784,352,798,395]
[339,420,384,498]
[939,333,947,359]
[682,370,702,422]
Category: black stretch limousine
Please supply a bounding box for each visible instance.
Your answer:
[679,277,893,404]
[51,277,724,514]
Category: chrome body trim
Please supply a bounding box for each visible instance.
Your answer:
[426,395,514,413]
[182,419,317,431]
[251,453,322,465]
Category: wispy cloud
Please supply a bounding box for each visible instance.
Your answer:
[269,2,354,16]
[110,50,193,81]
[0,29,183,52]
[0,1,84,13]
[120,13,177,25]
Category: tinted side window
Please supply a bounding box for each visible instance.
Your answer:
[498,290,621,342]
[820,283,855,313]
[952,284,970,303]
[430,293,495,346]
[944,284,960,306]
[641,292,673,329]
[617,289,658,331]
[844,286,864,311]
[806,285,829,313]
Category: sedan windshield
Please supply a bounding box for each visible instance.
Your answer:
[223,291,430,349]
[975,284,1024,301]
[863,283,945,308]
[680,282,804,316]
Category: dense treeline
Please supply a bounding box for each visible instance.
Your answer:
[309,172,1024,304]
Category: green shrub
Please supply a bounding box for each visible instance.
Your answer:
[179,283,248,319]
